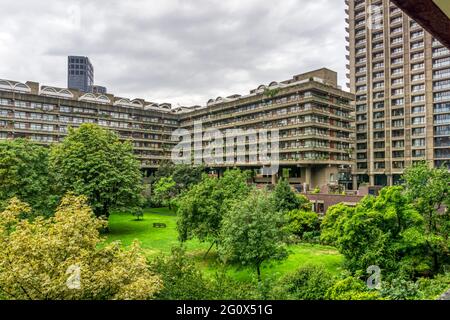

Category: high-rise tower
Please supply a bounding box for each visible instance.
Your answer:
[346,0,450,187]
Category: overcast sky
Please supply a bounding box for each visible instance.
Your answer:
[0,0,347,106]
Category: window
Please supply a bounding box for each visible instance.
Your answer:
[393,151,404,158]
[434,91,450,102]
[434,103,450,113]
[412,106,425,114]
[392,78,403,85]
[412,138,425,147]
[412,95,425,103]
[412,73,425,81]
[411,52,424,60]
[412,116,425,125]
[393,140,404,148]
[434,57,450,68]
[392,119,404,127]
[434,114,450,124]
[411,62,424,70]
[412,150,426,158]
[412,127,425,136]
[434,79,450,90]
[412,84,425,92]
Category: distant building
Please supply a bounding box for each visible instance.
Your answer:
[91,85,107,94]
[67,56,94,93]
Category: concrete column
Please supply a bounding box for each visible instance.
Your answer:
[271,172,278,185]
[305,167,312,189]
[352,175,358,191]
[387,174,393,186]
[369,174,375,186]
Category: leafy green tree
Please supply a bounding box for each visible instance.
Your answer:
[220,189,288,281]
[152,161,204,195]
[286,210,320,240]
[0,139,56,215]
[320,187,427,276]
[320,203,355,245]
[0,194,161,300]
[176,169,251,257]
[50,124,144,218]
[153,176,176,209]
[403,162,450,273]
[274,265,335,300]
[273,178,301,213]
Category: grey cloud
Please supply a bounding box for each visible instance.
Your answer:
[0,0,347,106]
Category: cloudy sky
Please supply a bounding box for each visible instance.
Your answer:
[0,0,347,106]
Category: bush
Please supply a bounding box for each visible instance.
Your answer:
[150,247,262,300]
[380,278,421,300]
[286,210,320,241]
[416,274,450,300]
[149,247,211,300]
[325,277,381,300]
[273,265,335,300]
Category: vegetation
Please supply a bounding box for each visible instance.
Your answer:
[321,187,426,277]
[274,265,334,300]
[50,124,144,218]
[403,162,450,273]
[176,170,252,257]
[0,139,56,215]
[273,178,302,213]
[286,210,321,241]
[220,189,288,281]
[1,125,449,300]
[0,194,161,300]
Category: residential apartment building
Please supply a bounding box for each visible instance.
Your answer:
[0,68,355,190]
[346,0,450,187]
[0,79,179,171]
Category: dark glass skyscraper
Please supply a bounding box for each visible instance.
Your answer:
[67,56,94,92]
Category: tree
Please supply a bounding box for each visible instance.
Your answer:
[286,210,320,240]
[153,176,176,209]
[320,187,427,277]
[0,139,56,215]
[220,189,288,281]
[0,194,161,300]
[151,161,204,195]
[176,169,251,258]
[49,124,144,218]
[274,265,335,300]
[403,162,450,273]
[273,178,301,213]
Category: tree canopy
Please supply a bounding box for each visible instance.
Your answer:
[0,194,161,300]
[49,124,144,218]
[0,139,56,215]
[176,169,252,253]
[220,189,288,281]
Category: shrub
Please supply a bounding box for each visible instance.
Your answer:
[325,277,381,300]
[380,278,421,300]
[286,210,320,241]
[149,247,211,300]
[274,265,335,300]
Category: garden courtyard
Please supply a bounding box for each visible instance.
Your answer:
[106,208,344,282]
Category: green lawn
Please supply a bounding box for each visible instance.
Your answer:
[106,208,344,281]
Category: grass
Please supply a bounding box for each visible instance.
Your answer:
[106,208,344,281]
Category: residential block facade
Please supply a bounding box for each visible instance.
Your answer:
[0,68,355,190]
[346,0,450,187]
